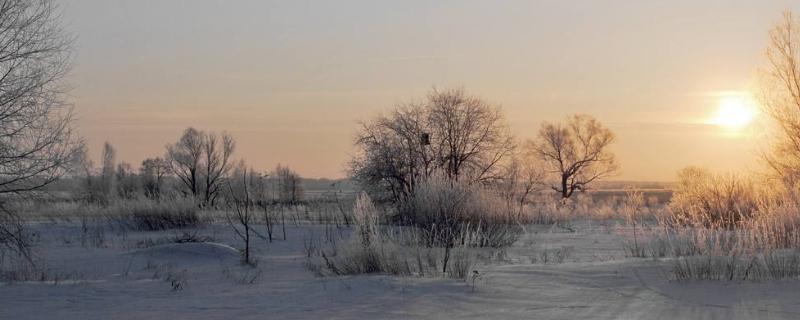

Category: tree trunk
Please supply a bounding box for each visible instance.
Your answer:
[245,223,250,264]
[281,205,287,240]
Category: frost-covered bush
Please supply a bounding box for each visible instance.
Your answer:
[353,192,379,248]
[621,175,800,281]
[399,174,522,248]
[669,167,762,228]
[316,193,476,278]
[320,193,413,276]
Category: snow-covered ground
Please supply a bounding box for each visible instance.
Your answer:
[2,220,800,320]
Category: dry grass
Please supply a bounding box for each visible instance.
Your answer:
[312,193,476,279]
[115,200,202,231]
[614,169,800,281]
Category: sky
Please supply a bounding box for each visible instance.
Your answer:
[61,0,800,181]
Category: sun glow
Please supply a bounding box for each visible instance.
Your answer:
[712,98,754,128]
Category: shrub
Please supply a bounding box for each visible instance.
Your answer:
[315,194,476,278]
[399,174,523,248]
[353,192,379,248]
[630,183,800,281]
[112,199,202,231]
[321,239,413,277]
[317,233,474,279]
[321,193,417,276]
[669,167,762,228]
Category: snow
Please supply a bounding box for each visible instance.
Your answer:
[1,221,800,319]
[129,242,241,263]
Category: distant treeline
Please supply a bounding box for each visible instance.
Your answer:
[38,177,668,195]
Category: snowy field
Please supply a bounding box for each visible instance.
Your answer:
[2,220,800,320]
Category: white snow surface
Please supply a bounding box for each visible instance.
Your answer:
[1,221,799,320]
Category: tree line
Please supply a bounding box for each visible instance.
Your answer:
[70,127,305,207]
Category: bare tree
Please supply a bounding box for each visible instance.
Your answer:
[141,157,169,199]
[248,170,274,242]
[166,127,204,200]
[427,87,516,182]
[529,114,618,198]
[349,103,433,202]
[227,161,255,265]
[202,131,235,206]
[497,152,545,218]
[273,164,304,205]
[349,87,515,202]
[269,164,302,205]
[115,161,138,199]
[0,0,81,262]
[269,164,304,240]
[757,10,800,186]
[165,127,235,205]
[99,141,116,198]
[0,0,81,195]
[71,144,94,196]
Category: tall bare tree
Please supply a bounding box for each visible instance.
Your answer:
[757,10,800,186]
[272,164,304,205]
[0,0,82,262]
[247,170,275,242]
[227,161,255,265]
[498,152,545,218]
[71,144,94,194]
[115,161,138,199]
[99,141,116,198]
[0,0,81,195]
[529,114,618,198]
[165,127,236,205]
[349,87,515,202]
[427,87,516,182]
[166,127,204,200]
[202,131,235,206]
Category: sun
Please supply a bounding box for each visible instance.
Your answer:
[712,98,754,128]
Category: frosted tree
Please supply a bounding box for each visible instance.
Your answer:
[349,87,515,202]
[529,114,618,198]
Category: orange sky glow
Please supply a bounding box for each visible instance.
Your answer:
[63,1,798,181]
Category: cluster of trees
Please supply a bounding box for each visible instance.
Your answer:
[349,87,619,206]
[349,87,517,203]
[71,128,305,207]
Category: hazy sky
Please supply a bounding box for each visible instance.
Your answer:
[62,1,800,181]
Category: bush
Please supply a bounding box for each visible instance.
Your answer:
[625,181,800,281]
[318,235,473,279]
[319,193,414,276]
[399,174,523,248]
[669,167,762,228]
[316,194,475,279]
[112,199,202,231]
